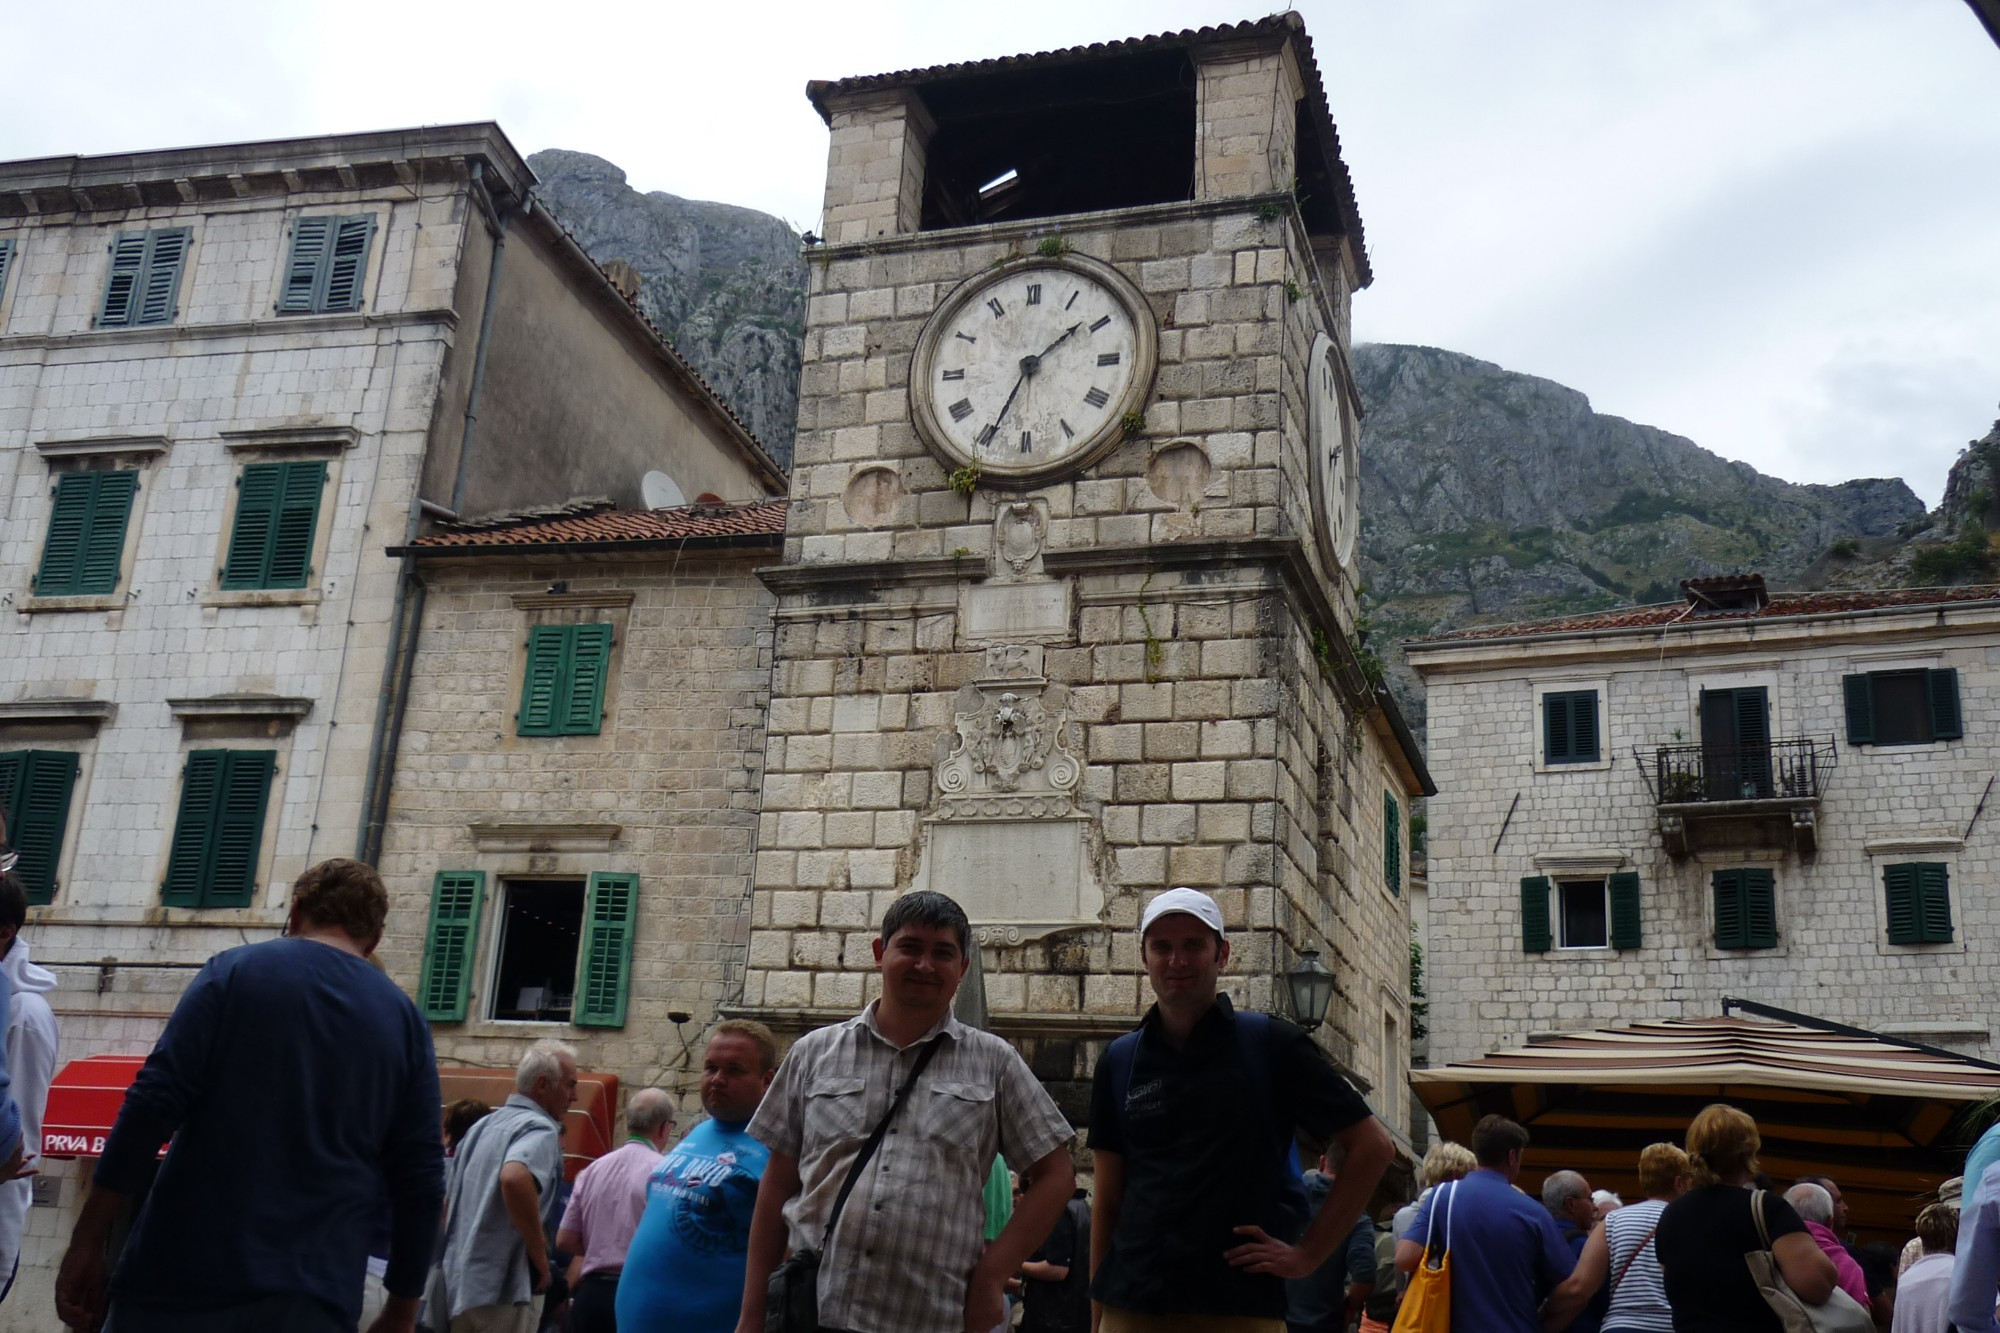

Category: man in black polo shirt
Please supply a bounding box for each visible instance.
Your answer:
[1088,887,1395,1333]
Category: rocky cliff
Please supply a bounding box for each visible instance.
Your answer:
[527,149,806,464]
[1353,344,1928,725]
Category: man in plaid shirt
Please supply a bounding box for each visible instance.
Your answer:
[738,891,1076,1333]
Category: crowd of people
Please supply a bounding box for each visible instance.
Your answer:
[14,857,2000,1333]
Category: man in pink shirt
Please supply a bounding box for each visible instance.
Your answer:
[1785,1182,1871,1308]
[558,1087,677,1333]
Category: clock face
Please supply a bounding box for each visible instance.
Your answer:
[911,255,1156,484]
[1309,332,1359,571]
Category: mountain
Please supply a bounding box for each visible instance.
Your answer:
[527,149,806,464]
[1352,344,1928,726]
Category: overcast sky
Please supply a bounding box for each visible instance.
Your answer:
[5,1,1994,505]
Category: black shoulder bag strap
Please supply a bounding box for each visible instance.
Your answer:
[821,1035,944,1248]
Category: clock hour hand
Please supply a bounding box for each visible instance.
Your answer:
[988,369,1028,440]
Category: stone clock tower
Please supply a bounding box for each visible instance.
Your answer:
[734,12,1433,1144]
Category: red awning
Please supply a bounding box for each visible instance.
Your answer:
[40,1055,622,1180]
[42,1055,150,1159]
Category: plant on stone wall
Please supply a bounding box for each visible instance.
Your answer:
[1136,572,1166,684]
[947,463,982,498]
[1409,932,1430,1043]
[1120,409,1147,440]
[1284,279,1304,304]
[1256,200,1284,223]
[1035,235,1072,258]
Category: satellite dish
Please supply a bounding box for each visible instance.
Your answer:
[640,470,685,510]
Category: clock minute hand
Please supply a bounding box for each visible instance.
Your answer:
[1036,322,1083,360]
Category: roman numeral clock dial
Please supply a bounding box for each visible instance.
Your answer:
[911,254,1158,485]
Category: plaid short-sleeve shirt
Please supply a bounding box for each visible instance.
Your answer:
[750,1003,1075,1333]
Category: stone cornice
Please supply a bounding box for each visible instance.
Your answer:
[467,822,623,852]
[759,554,989,593]
[509,591,636,611]
[167,695,314,721]
[0,306,456,354]
[0,699,115,725]
[219,424,360,453]
[34,434,171,461]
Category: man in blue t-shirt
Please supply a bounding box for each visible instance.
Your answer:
[615,1020,777,1333]
[1396,1114,1574,1333]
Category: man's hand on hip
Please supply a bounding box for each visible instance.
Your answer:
[1224,1224,1317,1279]
[963,1270,1007,1333]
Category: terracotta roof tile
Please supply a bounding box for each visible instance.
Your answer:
[407,499,790,550]
[1411,585,2000,644]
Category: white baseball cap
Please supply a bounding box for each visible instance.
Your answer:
[1140,887,1226,939]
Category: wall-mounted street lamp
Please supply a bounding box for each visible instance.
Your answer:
[1286,948,1337,1032]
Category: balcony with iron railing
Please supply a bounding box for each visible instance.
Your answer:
[1635,737,1838,857]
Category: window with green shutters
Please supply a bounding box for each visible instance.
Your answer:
[220,460,326,590]
[98,228,191,327]
[1883,862,1953,945]
[1520,876,1553,952]
[161,750,276,908]
[575,872,638,1027]
[1713,867,1777,949]
[1543,690,1600,764]
[1383,792,1401,895]
[518,624,615,736]
[278,215,376,314]
[418,871,487,1022]
[1844,669,1961,746]
[0,750,80,905]
[34,470,139,597]
[0,238,15,305]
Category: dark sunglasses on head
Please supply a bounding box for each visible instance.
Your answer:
[0,848,15,874]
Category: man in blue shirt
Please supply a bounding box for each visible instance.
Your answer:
[1396,1115,1574,1333]
[617,1019,777,1332]
[52,858,444,1333]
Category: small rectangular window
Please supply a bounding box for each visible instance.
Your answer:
[278,215,376,314]
[98,228,190,328]
[162,750,276,908]
[518,623,614,736]
[1713,867,1777,950]
[220,460,326,590]
[1383,791,1401,895]
[1557,879,1608,948]
[490,879,585,1021]
[34,470,139,597]
[1845,669,1961,746]
[0,750,80,905]
[1884,862,1953,945]
[1543,690,1600,764]
[0,237,16,307]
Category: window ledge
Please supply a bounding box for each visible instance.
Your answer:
[203,588,320,609]
[0,699,115,725]
[18,595,125,614]
[219,424,359,454]
[167,695,314,722]
[34,433,171,461]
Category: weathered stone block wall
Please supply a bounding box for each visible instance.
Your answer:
[376,553,776,1104]
[1418,620,2000,1069]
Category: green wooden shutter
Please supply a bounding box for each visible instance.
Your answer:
[163,751,226,906]
[419,871,486,1022]
[222,463,283,588]
[0,238,15,302]
[560,623,614,735]
[134,228,190,326]
[34,473,95,595]
[205,751,275,907]
[77,471,139,595]
[278,216,333,313]
[1384,792,1401,895]
[8,751,78,906]
[0,754,20,840]
[1713,869,1746,948]
[1572,691,1599,761]
[264,461,325,588]
[321,215,375,312]
[1744,868,1777,948]
[1843,675,1875,745]
[1608,871,1642,949]
[1906,863,1955,944]
[1928,669,1963,742]
[1544,693,1571,763]
[575,872,637,1027]
[518,626,570,735]
[1521,876,1552,952]
[1884,863,1920,945]
[98,232,147,326]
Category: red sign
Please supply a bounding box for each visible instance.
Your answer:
[41,1055,153,1160]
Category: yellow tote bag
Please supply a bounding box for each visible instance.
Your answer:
[1391,1180,1455,1333]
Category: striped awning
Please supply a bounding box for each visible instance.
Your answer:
[1412,1014,2000,1239]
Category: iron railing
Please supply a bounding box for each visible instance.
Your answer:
[1645,737,1836,804]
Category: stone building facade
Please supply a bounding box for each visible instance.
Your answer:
[0,124,779,1320]
[1407,577,2000,1070]
[734,14,1432,1148]
[372,502,786,1112]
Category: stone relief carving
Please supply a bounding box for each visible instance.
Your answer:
[935,675,1080,810]
[994,500,1048,577]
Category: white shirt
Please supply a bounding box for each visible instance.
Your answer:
[0,940,58,1276]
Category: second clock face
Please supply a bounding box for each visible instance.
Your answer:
[912,256,1155,483]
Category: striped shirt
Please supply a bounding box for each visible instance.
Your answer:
[750,1004,1075,1333]
[1602,1199,1674,1333]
